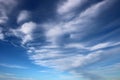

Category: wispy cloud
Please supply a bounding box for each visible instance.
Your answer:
[0,27,4,40]
[0,74,34,80]
[0,0,17,24]
[0,63,28,69]
[45,25,64,44]
[17,10,30,24]
[65,42,120,51]
[0,0,120,80]
[89,42,120,51]
[79,63,120,80]
[25,0,120,73]
[11,21,37,45]
[57,0,87,14]
[43,0,116,45]
[30,45,120,71]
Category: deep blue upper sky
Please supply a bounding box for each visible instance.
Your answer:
[0,0,120,80]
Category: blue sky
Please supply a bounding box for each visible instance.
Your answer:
[0,0,120,80]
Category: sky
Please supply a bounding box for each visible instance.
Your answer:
[0,0,120,80]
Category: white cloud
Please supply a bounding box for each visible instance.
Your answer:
[11,22,37,45]
[2,0,117,79]
[0,14,8,24]
[22,34,32,45]
[30,50,67,60]
[0,0,118,80]
[20,22,36,34]
[0,63,28,69]
[89,42,120,51]
[89,42,111,51]
[28,0,120,70]
[20,22,37,44]
[60,0,115,36]
[25,0,119,74]
[72,2,103,24]
[44,0,115,45]
[78,62,120,80]
[0,33,4,40]
[0,74,33,80]
[3,73,15,76]
[41,44,59,49]
[0,0,17,24]
[65,43,87,49]
[30,50,100,70]
[64,42,120,51]
[17,10,30,24]
[29,41,120,71]
[92,63,120,73]
[57,0,87,14]
[0,28,4,40]
[77,0,114,20]
[45,26,64,44]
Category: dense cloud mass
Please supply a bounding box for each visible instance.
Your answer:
[0,0,120,80]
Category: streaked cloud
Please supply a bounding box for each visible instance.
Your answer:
[0,74,33,80]
[24,0,120,74]
[65,42,120,51]
[89,42,120,51]
[0,63,28,69]
[29,45,120,71]
[0,0,120,80]
[57,0,87,14]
